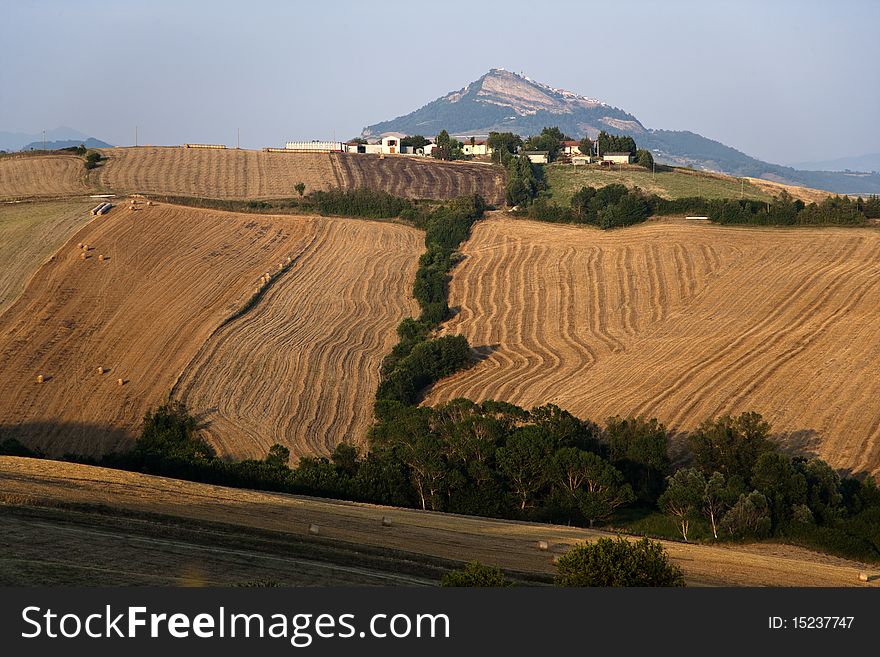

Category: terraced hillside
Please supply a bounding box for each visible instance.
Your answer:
[0,154,93,200]
[330,153,506,205]
[0,200,94,314]
[426,216,880,476]
[0,203,307,456]
[173,218,422,460]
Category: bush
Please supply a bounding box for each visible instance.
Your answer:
[440,562,512,587]
[554,537,685,587]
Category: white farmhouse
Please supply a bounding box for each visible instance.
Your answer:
[602,152,634,164]
[523,150,549,164]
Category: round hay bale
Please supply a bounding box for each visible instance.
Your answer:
[77,242,83,249]
[381,516,393,527]
[82,244,88,250]
[80,252,87,260]
[97,366,104,375]
[116,378,125,386]
[859,572,870,582]
[308,524,320,536]
[98,254,105,261]
[36,374,44,384]
[536,540,549,551]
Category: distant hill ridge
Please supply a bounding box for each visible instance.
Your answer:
[363,69,880,195]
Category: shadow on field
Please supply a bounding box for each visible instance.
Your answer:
[0,421,136,459]
[471,343,499,361]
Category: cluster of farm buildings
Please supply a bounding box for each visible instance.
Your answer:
[281,136,634,165]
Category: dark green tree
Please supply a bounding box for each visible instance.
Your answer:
[687,412,775,483]
[658,467,705,541]
[636,149,654,169]
[294,182,306,197]
[555,537,685,587]
[487,131,523,164]
[720,490,772,539]
[265,443,290,467]
[606,416,670,503]
[578,137,594,156]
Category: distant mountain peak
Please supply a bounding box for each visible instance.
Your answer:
[362,69,643,140]
[360,69,880,196]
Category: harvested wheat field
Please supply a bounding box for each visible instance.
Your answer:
[173,217,422,460]
[0,203,316,456]
[0,154,94,200]
[426,216,880,476]
[330,153,506,205]
[95,146,339,198]
[0,200,95,314]
[1,457,875,586]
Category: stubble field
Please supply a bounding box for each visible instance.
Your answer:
[426,216,880,476]
[173,217,421,460]
[0,155,93,200]
[0,200,94,314]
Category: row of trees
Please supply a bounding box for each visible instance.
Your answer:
[374,195,486,415]
[521,185,873,229]
[708,192,871,226]
[658,412,880,560]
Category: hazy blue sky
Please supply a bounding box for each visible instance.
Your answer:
[2,0,877,164]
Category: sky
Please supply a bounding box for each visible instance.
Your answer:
[1,0,878,165]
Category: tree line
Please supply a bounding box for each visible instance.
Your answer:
[518,185,873,229]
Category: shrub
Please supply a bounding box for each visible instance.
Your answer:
[554,537,685,587]
[440,562,512,587]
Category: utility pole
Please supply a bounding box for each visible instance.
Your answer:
[42,129,46,150]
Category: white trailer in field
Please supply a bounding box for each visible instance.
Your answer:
[284,141,345,153]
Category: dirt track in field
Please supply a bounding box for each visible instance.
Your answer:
[1,457,875,586]
[330,153,506,205]
[0,200,94,314]
[0,155,93,199]
[0,203,309,455]
[173,218,422,460]
[425,216,880,476]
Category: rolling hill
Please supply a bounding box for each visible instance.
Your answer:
[426,216,880,477]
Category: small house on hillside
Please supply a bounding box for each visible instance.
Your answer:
[523,151,549,164]
[462,139,490,157]
[381,136,400,155]
[561,140,582,156]
[602,152,634,164]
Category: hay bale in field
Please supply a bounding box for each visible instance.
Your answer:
[308,524,320,536]
[98,254,105,261]
[381,516,392,527]
[80,252,87,260]
[536,540,549,551]
[859,572,869,582]
[116,378,125,386]
[77,242,83,249]
[96,366,105,375]
[36,374,44,384]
